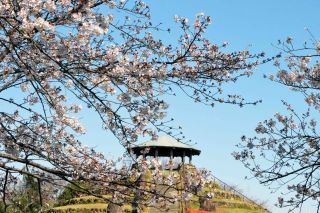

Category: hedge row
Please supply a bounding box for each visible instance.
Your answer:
[48,208,107,213]
[57,197,105,206]
[213,191,242,200]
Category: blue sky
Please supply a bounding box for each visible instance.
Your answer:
[79,1,320,212]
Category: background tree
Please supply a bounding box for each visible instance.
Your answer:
[0,171,58,212]
[235,35,320,212]
[0,0,262,209]
[9,174,42,212]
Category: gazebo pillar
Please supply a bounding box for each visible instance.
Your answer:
[189,154,192,164]
[170,149,173,170]
[182,150,185,164]
[155,148,158,159]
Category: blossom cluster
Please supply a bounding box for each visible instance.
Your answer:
[236,37,320,211]
[0,0,258,207]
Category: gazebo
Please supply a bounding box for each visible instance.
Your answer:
[130,135,201,165]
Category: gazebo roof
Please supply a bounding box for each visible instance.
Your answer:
[131,135,201,157]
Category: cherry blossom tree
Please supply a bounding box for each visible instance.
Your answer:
[235,36,320,212]
[0,0,262,210]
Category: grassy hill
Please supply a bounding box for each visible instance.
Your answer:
[49,164,267,213]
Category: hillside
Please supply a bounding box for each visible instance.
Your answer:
[50,164,267,213]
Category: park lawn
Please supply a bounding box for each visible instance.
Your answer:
[53,203,107,209]
[53,203,133,211]
[71,195,112,200]
[216,207,265,213]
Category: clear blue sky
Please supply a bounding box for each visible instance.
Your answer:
[79,1,320,212]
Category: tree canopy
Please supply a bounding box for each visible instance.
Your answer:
[235,37,320,211]
[0,0,261,210]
